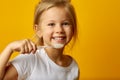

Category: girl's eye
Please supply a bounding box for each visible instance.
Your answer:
[62,22,71,26]
[48,23,55,26]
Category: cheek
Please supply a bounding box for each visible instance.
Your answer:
[66,28,74,38]
[42,29,52,38]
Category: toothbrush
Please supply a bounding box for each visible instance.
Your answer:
[37,44,64,50]
[37,46,51,49]
[31,34,64,49]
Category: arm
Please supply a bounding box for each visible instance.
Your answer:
[3,64,18,80]
[0,45,13,79]
[0,39,37,80]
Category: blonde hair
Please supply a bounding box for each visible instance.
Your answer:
[34,0,78,47]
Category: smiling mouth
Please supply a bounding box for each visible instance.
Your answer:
[52,36,66,40]
[51,36,66,49]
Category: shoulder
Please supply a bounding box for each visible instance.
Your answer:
[64,55,79,79]
[11,49,44,62]
[10,49,45,79]
[64,55,78,67]
[65,55,79,72]
[11,53,36,65]
[69,56,80,79]
[11,48,47,68]
[67,56,78,68]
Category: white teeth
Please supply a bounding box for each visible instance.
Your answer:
[52,43,64,49]
[54,37,64,40]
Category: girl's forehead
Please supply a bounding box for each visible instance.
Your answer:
[40,7,70,20]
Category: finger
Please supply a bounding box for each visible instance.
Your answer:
[20,39,28,54]
[29,40,37,54]
[24,44,29,53]
[25,39,33,53]
[25,39,36,53]
[20,47,25,54]
[23,39,30,53]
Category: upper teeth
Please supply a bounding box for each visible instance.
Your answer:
[54,37,64,40]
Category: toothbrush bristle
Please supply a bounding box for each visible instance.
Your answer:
[52,44,64,49]
[37,44,64,49]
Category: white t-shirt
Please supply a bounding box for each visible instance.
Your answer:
[11,48,79,80]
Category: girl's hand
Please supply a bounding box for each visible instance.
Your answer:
[8,39,37,54]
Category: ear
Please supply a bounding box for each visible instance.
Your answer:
[34,24,39,32]
[33,24,43,38]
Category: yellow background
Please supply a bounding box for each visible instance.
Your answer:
[0,0,120,80]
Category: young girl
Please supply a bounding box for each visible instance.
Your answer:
[0,0,79,80]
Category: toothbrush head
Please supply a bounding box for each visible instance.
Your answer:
[52,43,64,49]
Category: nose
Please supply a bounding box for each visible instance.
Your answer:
[54,24,64,34]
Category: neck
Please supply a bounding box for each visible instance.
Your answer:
[44,47,73,67]
[45,48,64,62]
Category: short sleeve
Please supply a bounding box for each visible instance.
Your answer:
[11,54,34,80]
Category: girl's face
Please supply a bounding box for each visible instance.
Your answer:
[37,7,73,48]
